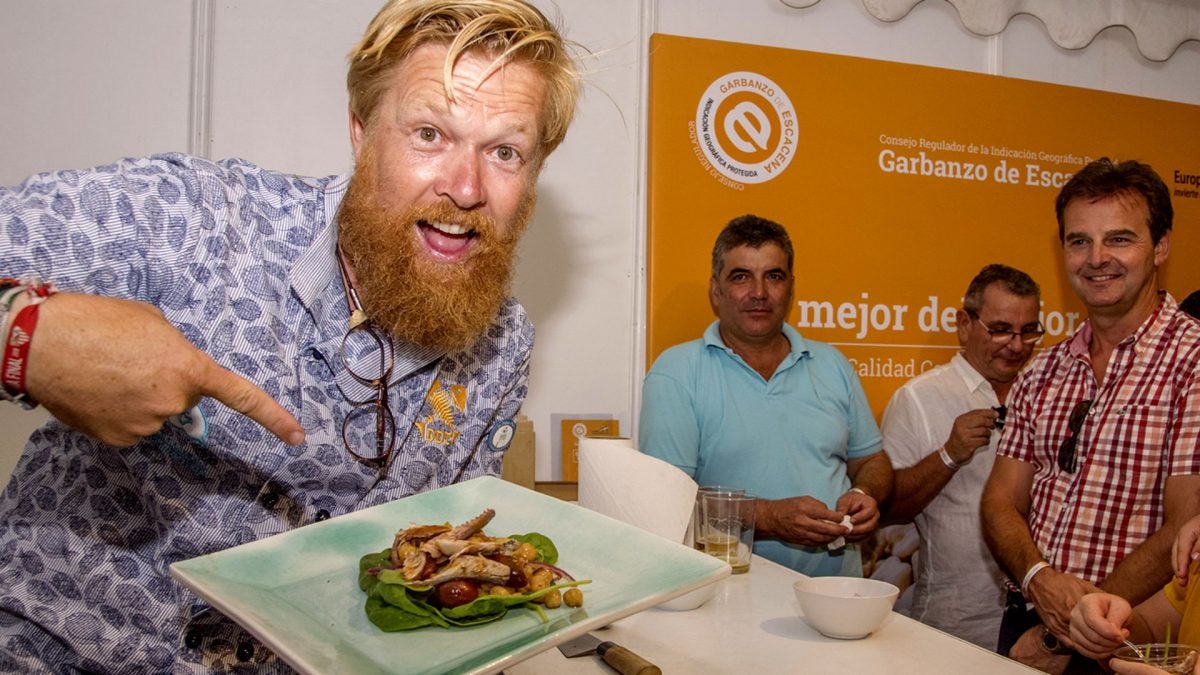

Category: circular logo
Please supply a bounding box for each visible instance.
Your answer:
[489,419,516,451]
[695,71,797,184]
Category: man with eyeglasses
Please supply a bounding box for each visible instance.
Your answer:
[0,1,580,671]
[981,158,1200,674]
[881,263,1042,649]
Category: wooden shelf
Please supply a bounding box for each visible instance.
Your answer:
[533,481,577,502]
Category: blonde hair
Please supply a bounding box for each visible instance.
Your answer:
[347,0,581,157]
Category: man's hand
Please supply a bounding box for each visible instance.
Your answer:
[942,408,999,465]
[1173,514,1200,587]
[755,496,850,547]
[1009,626,1072,674]
[1027,566,1102,639]
[25,293,305,447]
[1068,592,1132,660]
[835,488,879,542]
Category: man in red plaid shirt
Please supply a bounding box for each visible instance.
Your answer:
[982,158,1200,673]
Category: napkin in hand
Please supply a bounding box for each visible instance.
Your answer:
[827,514,854,550]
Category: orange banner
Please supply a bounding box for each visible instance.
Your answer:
[647,34,1200,417]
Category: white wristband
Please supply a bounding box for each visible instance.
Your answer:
[1021,561,1052,595]
[937,447,959,471]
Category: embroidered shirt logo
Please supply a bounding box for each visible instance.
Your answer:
[415,380,467,446]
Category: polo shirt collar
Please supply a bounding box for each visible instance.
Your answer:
[703,321,811,373]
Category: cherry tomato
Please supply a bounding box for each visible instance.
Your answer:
[435,579,480,608]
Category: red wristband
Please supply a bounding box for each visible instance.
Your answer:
[2,280,54,405]
[2,302,41,403]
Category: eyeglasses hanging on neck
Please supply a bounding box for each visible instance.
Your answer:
[337,247,397,475]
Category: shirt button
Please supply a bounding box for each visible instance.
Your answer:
[236,640,255,662]
[314,509,331,522]
[184,629,203,649]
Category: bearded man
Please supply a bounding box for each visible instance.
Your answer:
[0,0,580,671]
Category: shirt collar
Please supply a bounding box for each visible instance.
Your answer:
[1067,290,1174,359]
[949,351,995,396]
[704,321,811,369]
[289,171,352,345]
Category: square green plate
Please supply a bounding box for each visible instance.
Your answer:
[170,475,729,674]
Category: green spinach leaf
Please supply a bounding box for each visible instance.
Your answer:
[365,595,438,631]
[508,532,558,564]
[359,549,391,593]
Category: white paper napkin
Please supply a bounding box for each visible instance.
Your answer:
[577,437,698,544]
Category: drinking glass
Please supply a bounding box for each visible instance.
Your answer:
[700,493,757,574]
[691,486,745,551]
[1112,644,1198,675]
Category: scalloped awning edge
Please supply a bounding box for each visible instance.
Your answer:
[777,0,1200,62]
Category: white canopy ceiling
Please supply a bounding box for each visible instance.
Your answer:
[779,0,1200,61]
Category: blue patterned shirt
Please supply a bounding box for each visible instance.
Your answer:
[0,153,532,673]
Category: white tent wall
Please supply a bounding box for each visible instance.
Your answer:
[2,0,1198,484]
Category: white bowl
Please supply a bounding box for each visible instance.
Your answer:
[792,576,899,639]
[656,580,719,611]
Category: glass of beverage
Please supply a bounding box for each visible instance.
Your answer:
[700,492,756,574]
[1112,644,1198,675]
[691,486,745,550]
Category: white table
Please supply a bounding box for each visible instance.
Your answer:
[508,555,1040,674]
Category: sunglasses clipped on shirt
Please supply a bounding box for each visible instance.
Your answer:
[1056,399,1093,473]
[992,405,1007,430]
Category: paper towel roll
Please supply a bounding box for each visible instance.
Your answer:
[577,436,698,544]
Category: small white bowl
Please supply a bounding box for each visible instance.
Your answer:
[656,581,719,611]
[793,576,899,639]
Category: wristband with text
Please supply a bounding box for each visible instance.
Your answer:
[1,277,56,408]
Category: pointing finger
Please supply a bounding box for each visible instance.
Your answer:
[198,359,305,445]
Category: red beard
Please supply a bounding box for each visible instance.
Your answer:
[337,154,532,352]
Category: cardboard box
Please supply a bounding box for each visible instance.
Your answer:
[500,415,535,489]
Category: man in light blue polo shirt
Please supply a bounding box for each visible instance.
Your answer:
[639,214,892,576]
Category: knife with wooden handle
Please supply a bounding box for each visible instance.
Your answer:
[557,633,662,675]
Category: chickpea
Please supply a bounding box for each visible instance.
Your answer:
[543,589,562,609]
[528,568,554,592]
[514,542,539,564]
[489,586,512,596]
[564,588,584,608]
